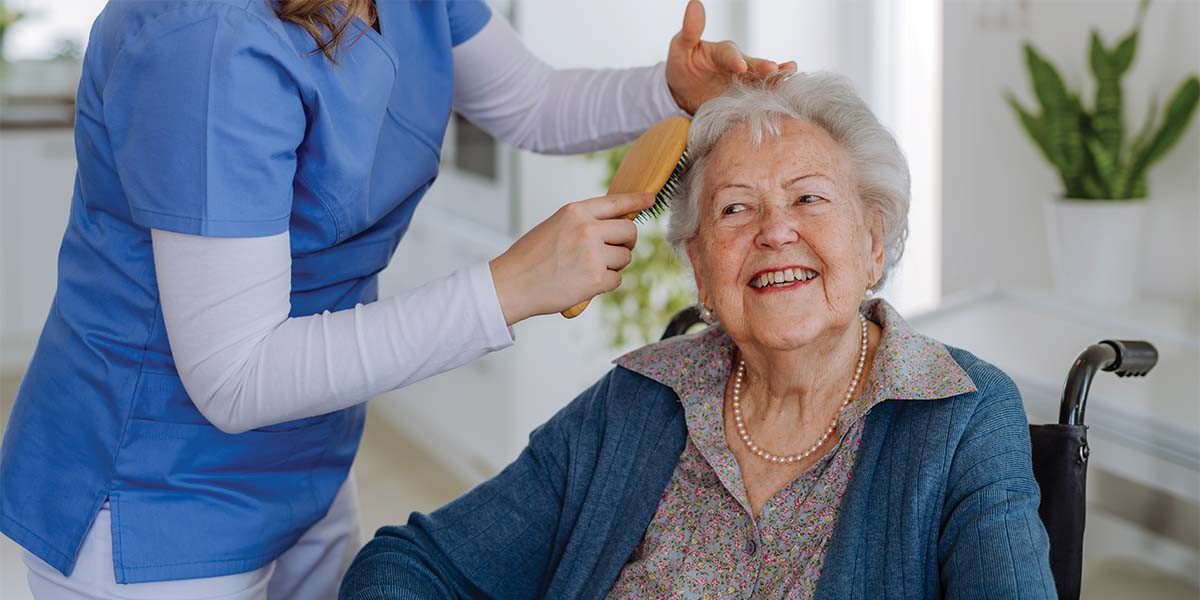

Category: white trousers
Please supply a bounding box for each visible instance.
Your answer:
[22,473,362,600]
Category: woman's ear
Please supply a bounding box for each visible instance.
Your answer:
[867,212,885,284]
[686,240,709,306]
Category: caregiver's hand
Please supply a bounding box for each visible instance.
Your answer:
[490,192,656,326]
[666,0,798,114]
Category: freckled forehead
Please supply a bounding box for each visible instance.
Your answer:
[705,119,851,185]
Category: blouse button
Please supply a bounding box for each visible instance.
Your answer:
[744,538,757,555]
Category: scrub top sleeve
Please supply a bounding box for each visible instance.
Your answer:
[103,11,305,237]
[447,0,492,46]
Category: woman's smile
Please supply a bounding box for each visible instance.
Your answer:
[747,265,820,293]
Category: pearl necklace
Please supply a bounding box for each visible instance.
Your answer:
[732,314,868,464]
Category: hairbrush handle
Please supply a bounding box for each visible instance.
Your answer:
[561,297,593,319]
[560,117,690,319]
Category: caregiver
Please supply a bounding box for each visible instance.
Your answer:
[0,0,794,598]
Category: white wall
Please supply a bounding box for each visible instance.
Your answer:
[867,0,943,312]
[942,0,1200,304]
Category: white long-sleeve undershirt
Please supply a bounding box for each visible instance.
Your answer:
[154,14,686,434]
[153,230,513,434]
[451,15,687,154]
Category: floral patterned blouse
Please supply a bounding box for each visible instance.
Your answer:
[605,299,977,599]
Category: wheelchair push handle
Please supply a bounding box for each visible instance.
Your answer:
[1098,339,1158,377]
[1059,340,1158,426]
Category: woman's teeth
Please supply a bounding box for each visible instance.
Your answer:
[751,268,818,289]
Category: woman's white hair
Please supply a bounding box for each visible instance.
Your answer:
[666,72,910,293]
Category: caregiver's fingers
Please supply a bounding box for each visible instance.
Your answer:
[595,218,639,251]
[677,0,705,44]
[583,192,657,221]
[603,245,635,271]
[710,40,749,74]
[745,56,781,76]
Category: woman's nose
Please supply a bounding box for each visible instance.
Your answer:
[755,208,799,250]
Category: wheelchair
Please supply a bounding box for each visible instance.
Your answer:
[659,306,1159,600]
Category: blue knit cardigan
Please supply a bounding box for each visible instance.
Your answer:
[340,346,1057,599]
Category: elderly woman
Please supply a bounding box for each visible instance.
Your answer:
[340,73,1056,599]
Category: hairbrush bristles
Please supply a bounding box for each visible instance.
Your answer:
[634,149,690,224]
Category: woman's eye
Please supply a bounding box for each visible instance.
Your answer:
[721,203,747,215]
[797,194,824,205]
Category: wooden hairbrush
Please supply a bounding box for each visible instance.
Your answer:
[561,116,691,319]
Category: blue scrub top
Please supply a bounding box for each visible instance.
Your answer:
[0,0,491,583]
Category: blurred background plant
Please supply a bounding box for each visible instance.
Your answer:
[1006,0,1199,200]
[591,145,695,349]
[0,0,27,63]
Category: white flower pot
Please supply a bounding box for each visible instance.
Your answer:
[1044,197,1146,307]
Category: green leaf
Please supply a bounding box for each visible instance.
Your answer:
[1112,29,1138,74]
[1128,176,1147,199]
[1025,44,1073,117]
[1125,76,1200,191]
[1079,174,1109,199]
[1085,138,1118,197]
[1024,44,1085,179]
[1116,96,1158,197]
[1089,31,1124,166]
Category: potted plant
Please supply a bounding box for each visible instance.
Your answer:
[1007,1,1199,306]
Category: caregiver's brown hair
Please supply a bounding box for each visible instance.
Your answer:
[273,0,375,62]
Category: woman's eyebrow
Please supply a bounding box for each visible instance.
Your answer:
[712,181,755,195]
[783,173,830,186]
